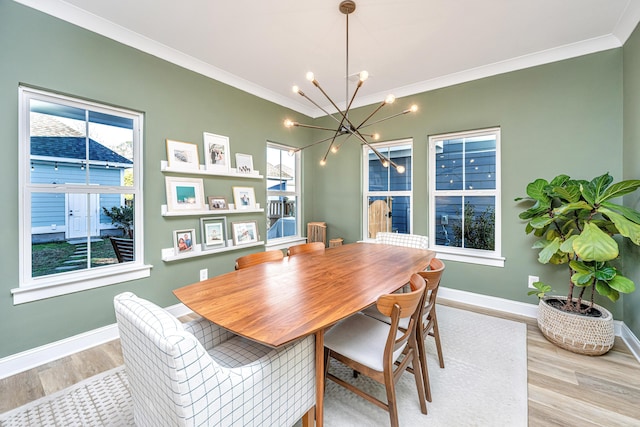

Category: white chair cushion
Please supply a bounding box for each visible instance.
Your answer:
[209,336,272,368]
[361,305,410,330]
[324,313,407,372]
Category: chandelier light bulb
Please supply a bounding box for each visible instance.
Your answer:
[306,71,315,82]
[284,119,294,127]
[331,145,339,153]
[410,104,418,112]
[396,165,406,173]
[385,94,396,104]
[288,149,296,156]
[359,70,369,82]
[372,133,380,140]
[320,158,327,166]
[382,160,389,168]
[292,85,300,94]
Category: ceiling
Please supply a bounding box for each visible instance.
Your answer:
[17,0,640,117]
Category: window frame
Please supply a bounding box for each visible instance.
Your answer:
[362,138,414,241]
[14,86,149,304]
[265,141,302,248]
[428,127,504,267]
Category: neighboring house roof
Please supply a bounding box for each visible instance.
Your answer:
[266,162,294,180]
[30,112,132,165]
[31,136,133,165]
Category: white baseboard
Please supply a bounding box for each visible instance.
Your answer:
[1,290,638,380]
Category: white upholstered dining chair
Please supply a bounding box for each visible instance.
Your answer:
[375,231,429,249]
[114,292,315,427]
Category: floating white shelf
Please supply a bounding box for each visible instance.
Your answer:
[160,161,263,179]
[161,205,264,217]
[161,241,265,262]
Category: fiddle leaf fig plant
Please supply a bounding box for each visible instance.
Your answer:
[515,172,640,313]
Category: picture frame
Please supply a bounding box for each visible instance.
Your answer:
[231,220,259,246]
[165,176,206,212]
[203,132,230,173]
[235,153,254,174]
[232,186,256,209]
[173,228,196,254]
[207,196,228,210]
[166,139,200,170]
[200,217,227,249]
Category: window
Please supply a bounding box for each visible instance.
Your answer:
[266,142,301,244]
[14,87,148,304]
[429,127,503,266]
[363,139,413,239]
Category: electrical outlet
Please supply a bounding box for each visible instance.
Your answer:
[199,268,208,281]
[528,275,539,289]
[441,215,448,225]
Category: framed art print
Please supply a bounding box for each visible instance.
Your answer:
[231,220,259,245]
[200,217,227,249]
[235,153,254,174]
[166,139,200,170]
[174,228,196,254]
[203,132,230,173]
[165,176,205,212]
[207,196,228,210]
[232,186,256,209]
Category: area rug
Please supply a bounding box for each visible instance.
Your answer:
[0,305,527,426]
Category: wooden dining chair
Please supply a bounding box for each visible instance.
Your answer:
[324,273,428,427]
[362,258,446,403]
[286,241,325,257]
[234,249,284,270]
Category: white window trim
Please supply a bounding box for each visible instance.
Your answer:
[14,87,150,304]
[428,127,504,267]
[266,141,301,244]
[362,138,413,241]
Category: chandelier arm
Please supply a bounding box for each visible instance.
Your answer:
[354,100,387,129]
[296,90,345,124]
[309,78,362,132]
[295,133,348,152]
[359,108,415,129]
[291,122,346,132]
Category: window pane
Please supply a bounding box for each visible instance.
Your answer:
[435,138,463,191]
[31,192,134,277]
[367,196,393,238]
[435,195,495,249]
[465,136,496,190]
[367,145,412,192]
[87,116,134,187]
[266,145,298,240]
[368,151,389,192]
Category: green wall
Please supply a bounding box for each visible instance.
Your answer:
[0,2,310,358]
[623,23,640,338]
[0,1,637,358]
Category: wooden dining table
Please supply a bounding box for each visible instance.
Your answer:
[173,242,435,426]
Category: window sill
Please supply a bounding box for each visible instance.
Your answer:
[12,264,152,304]
[265,237,307,251]
[432,248,505,267]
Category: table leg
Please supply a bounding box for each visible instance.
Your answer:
[315,329,324,427]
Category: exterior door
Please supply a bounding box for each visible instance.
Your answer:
[67,193,100,239]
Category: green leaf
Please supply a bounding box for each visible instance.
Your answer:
[573,222,619,261]
[569,259,589,273]
[594,266,616,281]
[571,271,593,286]
[549,174,570,187]
[598,179,640,203]
[598,207,640,245]
[601,201,640,224]
[530,215,554,229]
[538,237,561,264]
[560,235,578,253]
[581,182,596,205]
[553,185,581,203]
[590,173,614,201]
[595,281,619,301]
[553,201,593,216]
[607,274,636,294]
[526,179,550,204]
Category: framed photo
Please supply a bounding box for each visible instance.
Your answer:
[208,196,228,210]
[166,139,200,170]
[173,228,196,254]
[200,217,227,249]
[232,186,256,209]
[203,132,230,173]
[165,177,205,212]
[235,153,254,174]
[231,220,259,245]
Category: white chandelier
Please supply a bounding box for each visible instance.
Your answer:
[284,0,417,173]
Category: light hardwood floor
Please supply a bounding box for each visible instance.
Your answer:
[1,305,639,426]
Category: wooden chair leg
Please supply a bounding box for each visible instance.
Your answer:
[383,369,400,427]
[411,337,428,414]
[417,327,432,402]
[301,406,315,427]
[431,312,445,368]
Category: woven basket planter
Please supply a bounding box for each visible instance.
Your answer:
[537,296,615,356]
